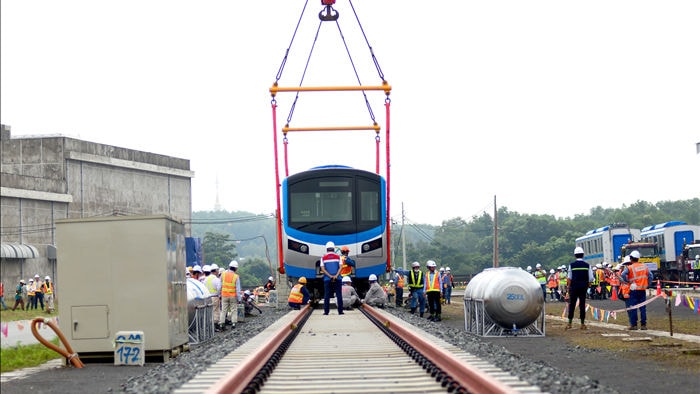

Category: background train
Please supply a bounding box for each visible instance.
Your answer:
[575,221,700,282]
[281,165,389,298]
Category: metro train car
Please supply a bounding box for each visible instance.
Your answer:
[281,165,388,298]
[574,223,640,266]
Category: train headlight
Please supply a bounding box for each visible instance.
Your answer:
[288,239,309,254]
[361,238,383,253]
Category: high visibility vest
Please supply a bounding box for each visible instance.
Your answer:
[288,284,304,303]
[534,270,546,284]
[620,281,631,299]
[547,275,558,289]
[558,271,567,286]
[408,270,423,289]
[609,274,620,287]
[591,271,600,285]
[339,255,353,276]
[396,274,405,289]
[43,282,53,295]
[628,263,650,290]
[425,271,440,292]
[204,275,218,296]
[595,269,605,283]
[27,283,36,296]
[221,271,239,297]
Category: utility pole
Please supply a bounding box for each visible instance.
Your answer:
[493,195,499,267]
[401,202,407,271]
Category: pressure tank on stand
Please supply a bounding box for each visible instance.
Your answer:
[464,267,543,329]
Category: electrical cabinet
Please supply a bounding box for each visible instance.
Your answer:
[56,215,188,359]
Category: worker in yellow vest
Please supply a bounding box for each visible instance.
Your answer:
[43,276,55,313]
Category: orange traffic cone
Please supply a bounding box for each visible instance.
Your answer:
[611,286,618,301]
[656,280,662,296]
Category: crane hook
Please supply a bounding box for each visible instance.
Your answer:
[319,3,339,21]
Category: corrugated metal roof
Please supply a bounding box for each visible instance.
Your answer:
[0,243,39,259]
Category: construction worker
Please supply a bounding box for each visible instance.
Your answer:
[618,256,632,305]
[363,274,387,308]
[34,274,44,311]
[558,266,568,302]
[338,246,355,278]
[264,276,276,292]
[566,246,593,330]
[609,264,621,300]
[547,269,559,301]
[203,264,221,330]
[384,280,395,304]
[590,266,600,299]
[620,250,653,330]
[219,260,241,331]
[341,276,360,309]
[26,278,37,310]
[533,263,547,301]
[443,267,454,304]
[288,277,310,310]
[43,276,54,313]
[595,263,607,299]
[692,254,700,283]
[407,261,426,316]
[424,260,443,321]
[393,269,406,307]
[320,241,344,315]
[12,279,26,311]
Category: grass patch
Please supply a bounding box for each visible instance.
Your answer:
[0,337,62,373]
[1,306,58,322]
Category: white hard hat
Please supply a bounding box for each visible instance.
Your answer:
[193,265,203,273]
[550,269,555,274]
[623,255,631,264]
[596,263,602,268]
[210,263,219,271]
[342,276,352,283]
[268,276,273,281]
[574,246,584,255]
[202,265,211,272]
[368,274,378,281]
[244,290,251,295]
[325,241,335,249]
[696,255,699,259]
[526,266,532,271]
[426,260,437,267]
[20,279,25,284]
[536,263,542,268]
[389,279,394,283]
[29,278,34,282]
[446,267,451,271]
[439,267,445,272]
[34,274,40,278]
[592,266,597,270]
[411,261,420,268]
[45,276,50,281]
[630,250,641,259]
[229,260,239,269]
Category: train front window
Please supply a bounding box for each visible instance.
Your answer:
[288,174,382,235]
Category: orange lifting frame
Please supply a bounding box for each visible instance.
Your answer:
[270,81,392,96]
[271,82,392,275]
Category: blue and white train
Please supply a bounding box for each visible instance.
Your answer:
[574,224,639,267]
[281,165,389,297]
[640,221,700,281]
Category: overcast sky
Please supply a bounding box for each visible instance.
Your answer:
[2,1,698,225]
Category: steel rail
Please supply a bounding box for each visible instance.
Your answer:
[205,305,312,394]
[362,305,520,394]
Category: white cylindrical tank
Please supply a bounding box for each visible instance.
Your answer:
[465,267,543,329]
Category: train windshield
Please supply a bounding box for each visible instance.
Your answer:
[288,175,381,235]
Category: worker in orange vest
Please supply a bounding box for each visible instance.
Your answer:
[620,251,653,330]
[338,246,355,278]
[219,260,242,331]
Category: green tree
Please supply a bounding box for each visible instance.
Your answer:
[202,231,237,267]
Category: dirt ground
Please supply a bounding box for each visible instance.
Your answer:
[438,297,700,394]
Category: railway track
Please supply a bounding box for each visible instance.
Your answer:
[175,305,542,394]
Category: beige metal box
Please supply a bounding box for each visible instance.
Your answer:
[56,215,188,361]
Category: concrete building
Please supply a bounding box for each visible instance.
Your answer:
[0,124,194,289]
